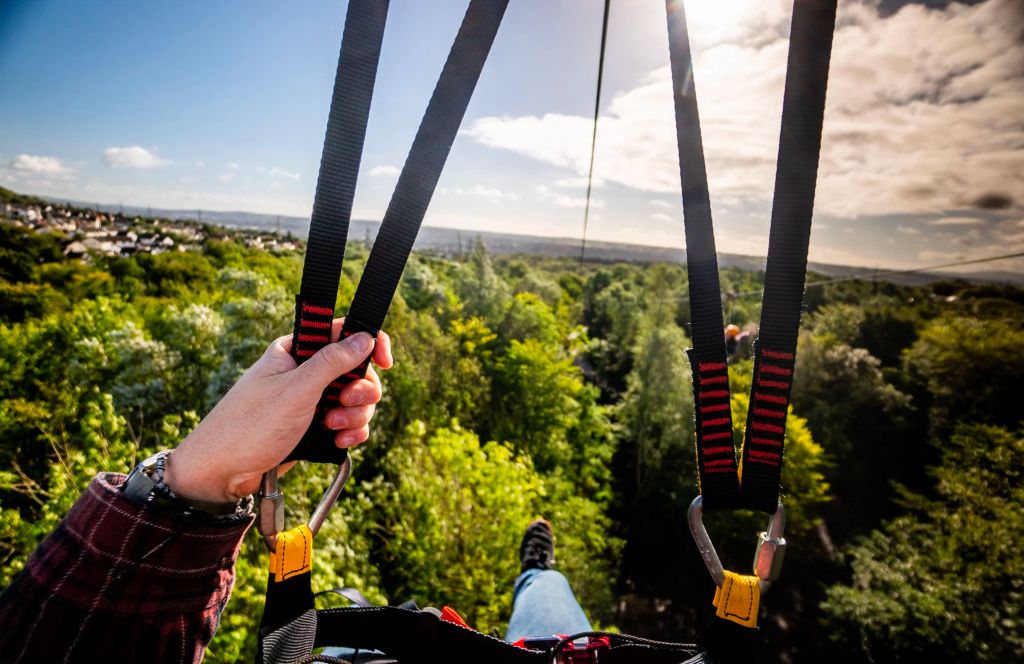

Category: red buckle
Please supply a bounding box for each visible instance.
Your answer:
[561,636,611,662]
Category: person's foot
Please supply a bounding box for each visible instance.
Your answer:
[519,518,555,573]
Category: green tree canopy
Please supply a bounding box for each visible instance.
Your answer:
[822,424,1024,662]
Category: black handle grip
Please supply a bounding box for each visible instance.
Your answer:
[285,301,378,464]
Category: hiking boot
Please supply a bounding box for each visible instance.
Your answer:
[519,518,555,573]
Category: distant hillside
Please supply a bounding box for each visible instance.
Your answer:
[1,186,50,207]
[44,196,1024,286]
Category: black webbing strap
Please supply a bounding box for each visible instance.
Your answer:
[288,0,508,464]
[313,610,704,663]
[261,602,709,664]
[258,570,318,664]
[665,0,740,510]
[737,0,837,513]
[342,0,509,339]
[698,617,759,664]
[287,0,389,464]
[313,607,546,663]
[668,0,837,513]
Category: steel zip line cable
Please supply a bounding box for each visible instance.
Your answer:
[580,0,611,262]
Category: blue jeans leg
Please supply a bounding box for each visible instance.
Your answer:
[504,569,592,643]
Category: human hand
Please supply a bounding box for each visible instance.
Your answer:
[164,319,393,504]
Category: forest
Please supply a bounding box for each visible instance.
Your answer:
[1,203,1022,662]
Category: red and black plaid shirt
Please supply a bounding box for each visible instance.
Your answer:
[0,473,254,663]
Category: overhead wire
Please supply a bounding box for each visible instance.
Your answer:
[677,250,1024,303]
[580,0,612,262]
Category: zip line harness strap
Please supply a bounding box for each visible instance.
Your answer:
[259,2,710,662]
[668,0,838,632]
[286,0,388,466]
[257,1,511,661]
[256,0,836,658]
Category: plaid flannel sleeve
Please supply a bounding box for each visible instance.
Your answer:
[0,472,255,664]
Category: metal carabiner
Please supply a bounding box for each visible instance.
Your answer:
[687,495,787,593]
[257,456,353,552]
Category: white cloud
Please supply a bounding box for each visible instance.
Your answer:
[227,162,240,170]
[217,173,237,182]
[897,225,920,235]
[649,199,674,209]
[103,146,166,169]
[651,212,674,222]
[553,177,596,189]
[465,0,1024,220]
[369,165,400,177]
[194,160,206,168]
[555,195,604,209]
[928,217,985,227]
[992,218,1024,246]
[438,184,520,200]
[919,249,970,263]
[470,184,518,200]
[268,167,300,181]
[10,154,72,176]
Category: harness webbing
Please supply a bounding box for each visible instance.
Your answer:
[667,0,838,513]
[286,0,389,464]
[739,0,837,513]
[286,0,509,464]
[666,0,740,508]
[344,0,509,339]
[261,4,508,654]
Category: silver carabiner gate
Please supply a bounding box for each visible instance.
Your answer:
[687,495,787,593]
[257,457,352,551]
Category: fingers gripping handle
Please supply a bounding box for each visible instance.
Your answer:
[286,300,378,464]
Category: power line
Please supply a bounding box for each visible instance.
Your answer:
[802,251,1024,290]
[580,0,611,263]
[679,250,1024,303]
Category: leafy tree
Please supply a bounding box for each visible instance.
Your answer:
[150,303,225,410]
[612,310,698,605]
[73,322,174,439]
[822,424,1024,662]
[904,316,1024,434]
[373,307,491,447]
[858,301,921,367]
[498,292,561,346]
[456,239,510,324]
[1,392,139,585]
[488,338,588,474]
[792,332,914,539]
[0,247,36,282]
[542,476,622,625]
[616,314,694,489]
[503,258,563,307]
[368,422,543,632]
[0,281,66,322]
[204,269,292,408]
[136,251,217,297]
[0,224,63,275]
[582,277,643,400]
[399,257,448,312]
[38,262,116,303]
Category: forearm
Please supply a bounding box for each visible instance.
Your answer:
[0,473,253,663]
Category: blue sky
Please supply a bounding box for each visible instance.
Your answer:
[1,0,1021,272]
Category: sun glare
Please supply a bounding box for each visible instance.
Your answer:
[681,0,762,45]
